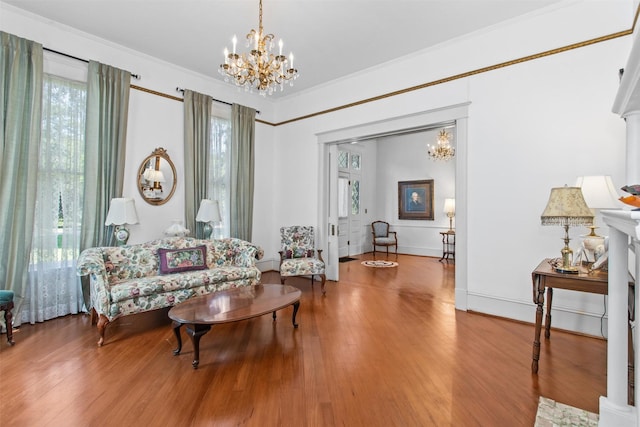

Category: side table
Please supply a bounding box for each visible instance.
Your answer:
[439,230,455,262]
[531,258,608,373]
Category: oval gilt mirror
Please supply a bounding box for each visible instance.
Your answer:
[137,147,177,206]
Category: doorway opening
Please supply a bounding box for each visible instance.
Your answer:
[317,103,469,310]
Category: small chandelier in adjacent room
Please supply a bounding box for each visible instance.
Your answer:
[219,0,298,96]
[427,129,455,161]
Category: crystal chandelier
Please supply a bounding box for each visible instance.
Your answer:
[219,0,298,96]
[427,129,455,161]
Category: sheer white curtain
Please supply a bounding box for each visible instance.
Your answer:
[24,74,86,323]
[209,114,231,239]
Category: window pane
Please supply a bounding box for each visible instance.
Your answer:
[209,115,231,238]
[338,150,348,169]
[338,177,349,218]
[351,153,361,170]
[352,180,360,215]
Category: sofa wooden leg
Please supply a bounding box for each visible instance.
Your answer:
[90,308,98,325]
[96,314,110,347]
[320,274,326,294]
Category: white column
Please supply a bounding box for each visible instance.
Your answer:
[624,111,640,184]
[599,211,639,427]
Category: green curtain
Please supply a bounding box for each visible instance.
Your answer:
[230,104,256,241]
[0,32,43,322]
[183,90,212,239]
[79,61,130,308]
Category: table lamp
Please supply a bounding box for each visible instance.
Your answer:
[575,175,621,261]
[196,199,221,239]
[105,198,139,246]
[443,198,455,232]
[540,186,593,273]
[143,168,166,193]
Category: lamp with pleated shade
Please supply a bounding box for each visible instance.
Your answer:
[105,198,139,246]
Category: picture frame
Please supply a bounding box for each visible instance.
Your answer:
[398,179,434,220]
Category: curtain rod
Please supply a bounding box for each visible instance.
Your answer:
[175,87,260,115]
[43,47,141,80]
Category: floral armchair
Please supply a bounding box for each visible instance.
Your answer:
[279,226,326,294]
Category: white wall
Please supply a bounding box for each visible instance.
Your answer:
[270,1,632,336]
[1,0,634,335]
[375,129,456,257]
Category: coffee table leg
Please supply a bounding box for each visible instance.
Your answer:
[186,324,212,369]
[172,320,183,356]
[292,301,300,328]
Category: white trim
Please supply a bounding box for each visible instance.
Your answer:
[317,103,470,310]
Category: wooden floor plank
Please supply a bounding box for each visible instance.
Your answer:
[0,254,606,426]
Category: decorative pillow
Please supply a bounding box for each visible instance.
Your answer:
[158,245,207,274]
[285,248,314,259]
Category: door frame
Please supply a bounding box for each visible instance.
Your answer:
[317,103,469,311]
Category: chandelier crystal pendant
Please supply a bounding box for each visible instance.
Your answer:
[219,0,298,96]
[427,129,455,161]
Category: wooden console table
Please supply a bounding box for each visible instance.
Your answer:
[531,258,608,374]
[439,230,455,262]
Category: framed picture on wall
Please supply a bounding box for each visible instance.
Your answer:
[398,180,434,220]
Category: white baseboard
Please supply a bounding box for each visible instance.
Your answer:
[598,397,636,427]
[467,292,608,337]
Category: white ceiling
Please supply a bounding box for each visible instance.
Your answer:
[4,0,564,98]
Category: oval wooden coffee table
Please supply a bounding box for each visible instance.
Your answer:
[168,284,301,368]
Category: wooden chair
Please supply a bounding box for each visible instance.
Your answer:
[0,290,15,345]
[371,221,398,257]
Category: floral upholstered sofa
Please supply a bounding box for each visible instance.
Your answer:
[77,236,263,346]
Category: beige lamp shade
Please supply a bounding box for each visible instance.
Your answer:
[105,198,139,226]
[196,199,222,223]
[540,186,593,226]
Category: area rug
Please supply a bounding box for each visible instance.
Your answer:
[339,257,357,263]
[361,260,398,268]
[534,396,598,427]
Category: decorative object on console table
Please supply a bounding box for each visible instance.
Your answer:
[443,198,455,231]
[575,175,621,264]
[619,184,640,208]
[164,220,190,237]
[105,198,139,246]
[540,186,593,274]
[196,199,221,239]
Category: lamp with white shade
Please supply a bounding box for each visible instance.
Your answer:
[574,175,621,261]
[105,198,139,246]
[196,199,221,239]
[143,167,165,194]
[443,198,455,232]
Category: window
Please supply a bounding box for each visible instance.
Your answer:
[208,114,231,238]
[26,73,86,322]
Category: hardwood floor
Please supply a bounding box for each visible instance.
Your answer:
[0,254,606,426]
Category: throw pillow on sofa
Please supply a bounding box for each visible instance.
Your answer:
[158,245,207,274]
